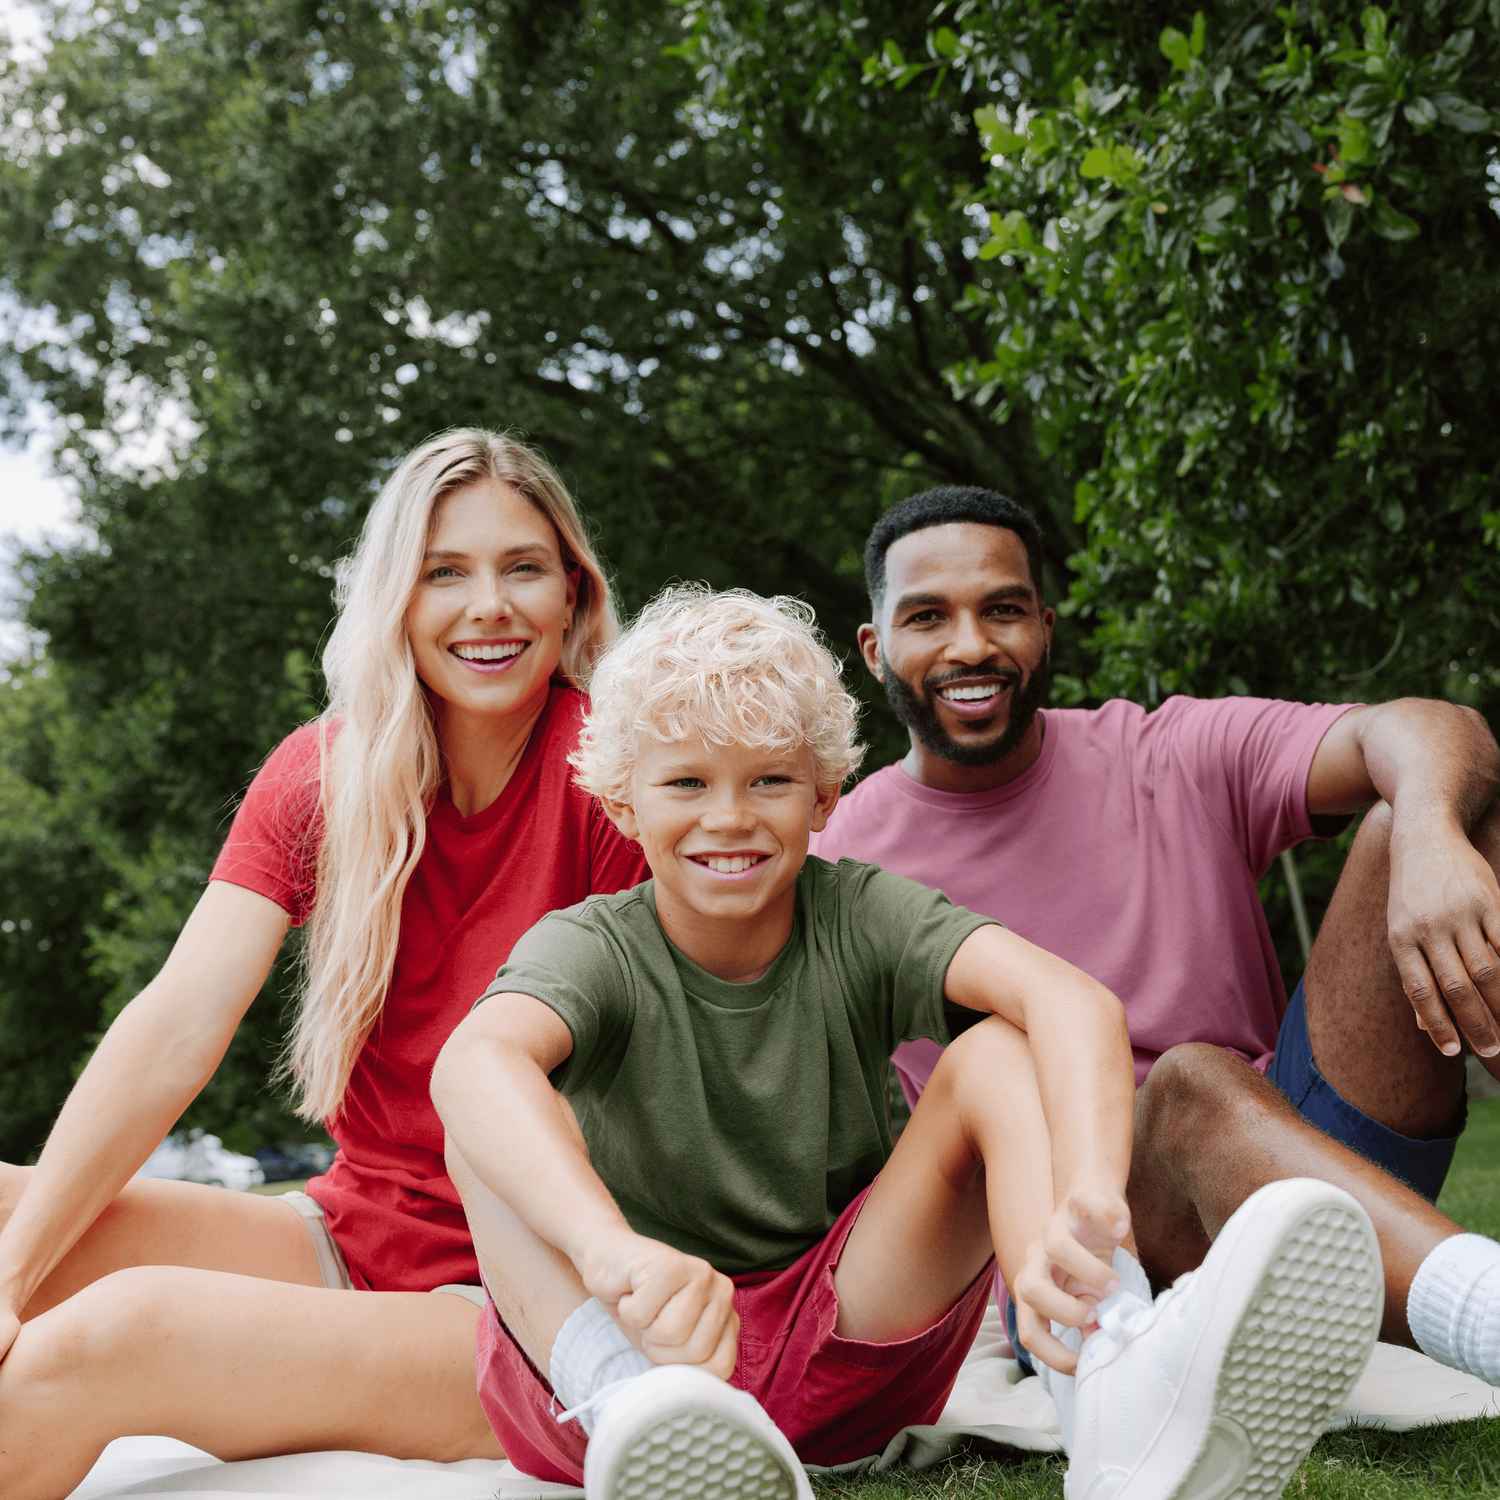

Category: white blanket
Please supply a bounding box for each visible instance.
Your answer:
[70,1307,1499,1499]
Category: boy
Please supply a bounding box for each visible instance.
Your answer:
[432,586,1385,1500]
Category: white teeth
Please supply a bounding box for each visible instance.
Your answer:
[941,683,1008,701]
[701,855,760,874]
[452,642,525,662]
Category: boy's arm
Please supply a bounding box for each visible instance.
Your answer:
[945,924,1135,1200]
[432,993,738,1375]
[432,992,630,1262]
[944,925,1136,1362]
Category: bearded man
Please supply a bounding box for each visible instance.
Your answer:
[815,486,1500,1387]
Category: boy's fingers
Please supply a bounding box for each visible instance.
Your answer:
[1015,1305,1077,1376]
[705,1310,739,1382]
[1014,1269,1095,1330]
[1045,1229,1119,1299]
[642,1274,714,1348]
[619,1253,721,1340]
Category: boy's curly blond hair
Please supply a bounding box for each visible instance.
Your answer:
[569,584,865,804]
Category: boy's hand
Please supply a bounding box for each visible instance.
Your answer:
[1011,1187,1132,1376]
[577,1231,739,1381]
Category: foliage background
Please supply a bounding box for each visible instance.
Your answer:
[1,0,1497,1159]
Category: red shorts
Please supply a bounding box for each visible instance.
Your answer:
[475,1185,992,1485]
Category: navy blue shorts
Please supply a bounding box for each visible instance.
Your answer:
[1006,977,1464,1373]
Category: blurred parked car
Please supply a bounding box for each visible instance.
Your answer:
[137,1129,265,1190]
[253,1142,335,1183]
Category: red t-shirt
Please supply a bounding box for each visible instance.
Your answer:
[210,683,648,1291]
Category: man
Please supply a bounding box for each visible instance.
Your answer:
[815,485,1500,1387]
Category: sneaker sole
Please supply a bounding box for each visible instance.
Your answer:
[591,1400,802,1500]
[1165,1186,1383,1499]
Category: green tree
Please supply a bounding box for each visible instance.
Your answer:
[0,0,1027,1155]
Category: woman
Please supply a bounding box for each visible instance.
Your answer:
[0,429,647,1498]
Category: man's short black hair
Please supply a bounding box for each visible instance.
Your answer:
[863,486,1047,611]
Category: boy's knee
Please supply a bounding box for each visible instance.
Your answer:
[928,1016,1027,1106]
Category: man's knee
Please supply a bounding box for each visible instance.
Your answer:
[1137,1043,1266,1147]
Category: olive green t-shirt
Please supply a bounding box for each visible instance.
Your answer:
[478,855,995,1275]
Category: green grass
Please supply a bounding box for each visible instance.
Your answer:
[814,1098,1500,1498]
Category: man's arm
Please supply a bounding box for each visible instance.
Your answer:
[1307,699,1500,1057]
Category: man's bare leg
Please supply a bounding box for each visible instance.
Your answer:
[1130,1042,1457,1346]
[0,1267,500,1500]
[1302,800,1500,1138]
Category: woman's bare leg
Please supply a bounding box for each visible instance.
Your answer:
[0,1265,501,1500]
[0,1163,324,1313]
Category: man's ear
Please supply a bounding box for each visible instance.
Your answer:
[1041,605,1056,653]
[601,797,639,841]
[809,781,841,834]
[856,623,883,682]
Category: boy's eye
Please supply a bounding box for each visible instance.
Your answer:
[666,777,706,790]
[754,774,792,787]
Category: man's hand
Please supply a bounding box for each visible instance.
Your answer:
[576,1231,738,1380]
[1388,823,1500,1059]
[1011,1187,1131,1375]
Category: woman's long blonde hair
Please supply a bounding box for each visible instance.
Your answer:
[284,428,618,1122]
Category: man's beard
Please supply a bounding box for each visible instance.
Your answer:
[880,650,1050,768]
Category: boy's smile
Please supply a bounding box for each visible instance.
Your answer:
[607,735,839,981]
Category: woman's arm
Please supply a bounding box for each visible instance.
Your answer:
[944,923,1134,1204]
[0,881,289,1330]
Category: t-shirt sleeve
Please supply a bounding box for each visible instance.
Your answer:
[209,723,326,925]
[832,861,996,1051]
[1157,696,1360,875]
[588,798,650,895]
[475,905,635,1092]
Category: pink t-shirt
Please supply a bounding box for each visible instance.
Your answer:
[814,695,1356,1094]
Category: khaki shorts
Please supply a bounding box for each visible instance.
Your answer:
[279,1190,487,1308]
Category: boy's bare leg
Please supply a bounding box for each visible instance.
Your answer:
[0,1163,324,1315]
[834,1015,1085,1347]
[0,1267,500,1500]
[1130,1041,1457,1345]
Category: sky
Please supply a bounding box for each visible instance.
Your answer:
[1,0,82,656]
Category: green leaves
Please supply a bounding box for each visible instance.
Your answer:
[1161,14,1206,72]
[1433,92,1492,132]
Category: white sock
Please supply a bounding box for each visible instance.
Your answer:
[549,1297,653,1434]
[1407,1233,1500,1384]
[1040,1247,1152,1452]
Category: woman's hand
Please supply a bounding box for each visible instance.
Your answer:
[1011,1186,1132,1375]
[576,1230,738,1380]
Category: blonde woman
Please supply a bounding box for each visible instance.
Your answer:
[0,429,647,1498]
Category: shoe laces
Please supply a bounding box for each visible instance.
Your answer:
[555,1374,640,1428]
[1094,1270,1198,1347]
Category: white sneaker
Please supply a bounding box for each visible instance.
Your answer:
[582,1364,813,1500]
[1058,1178,1384,1499]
